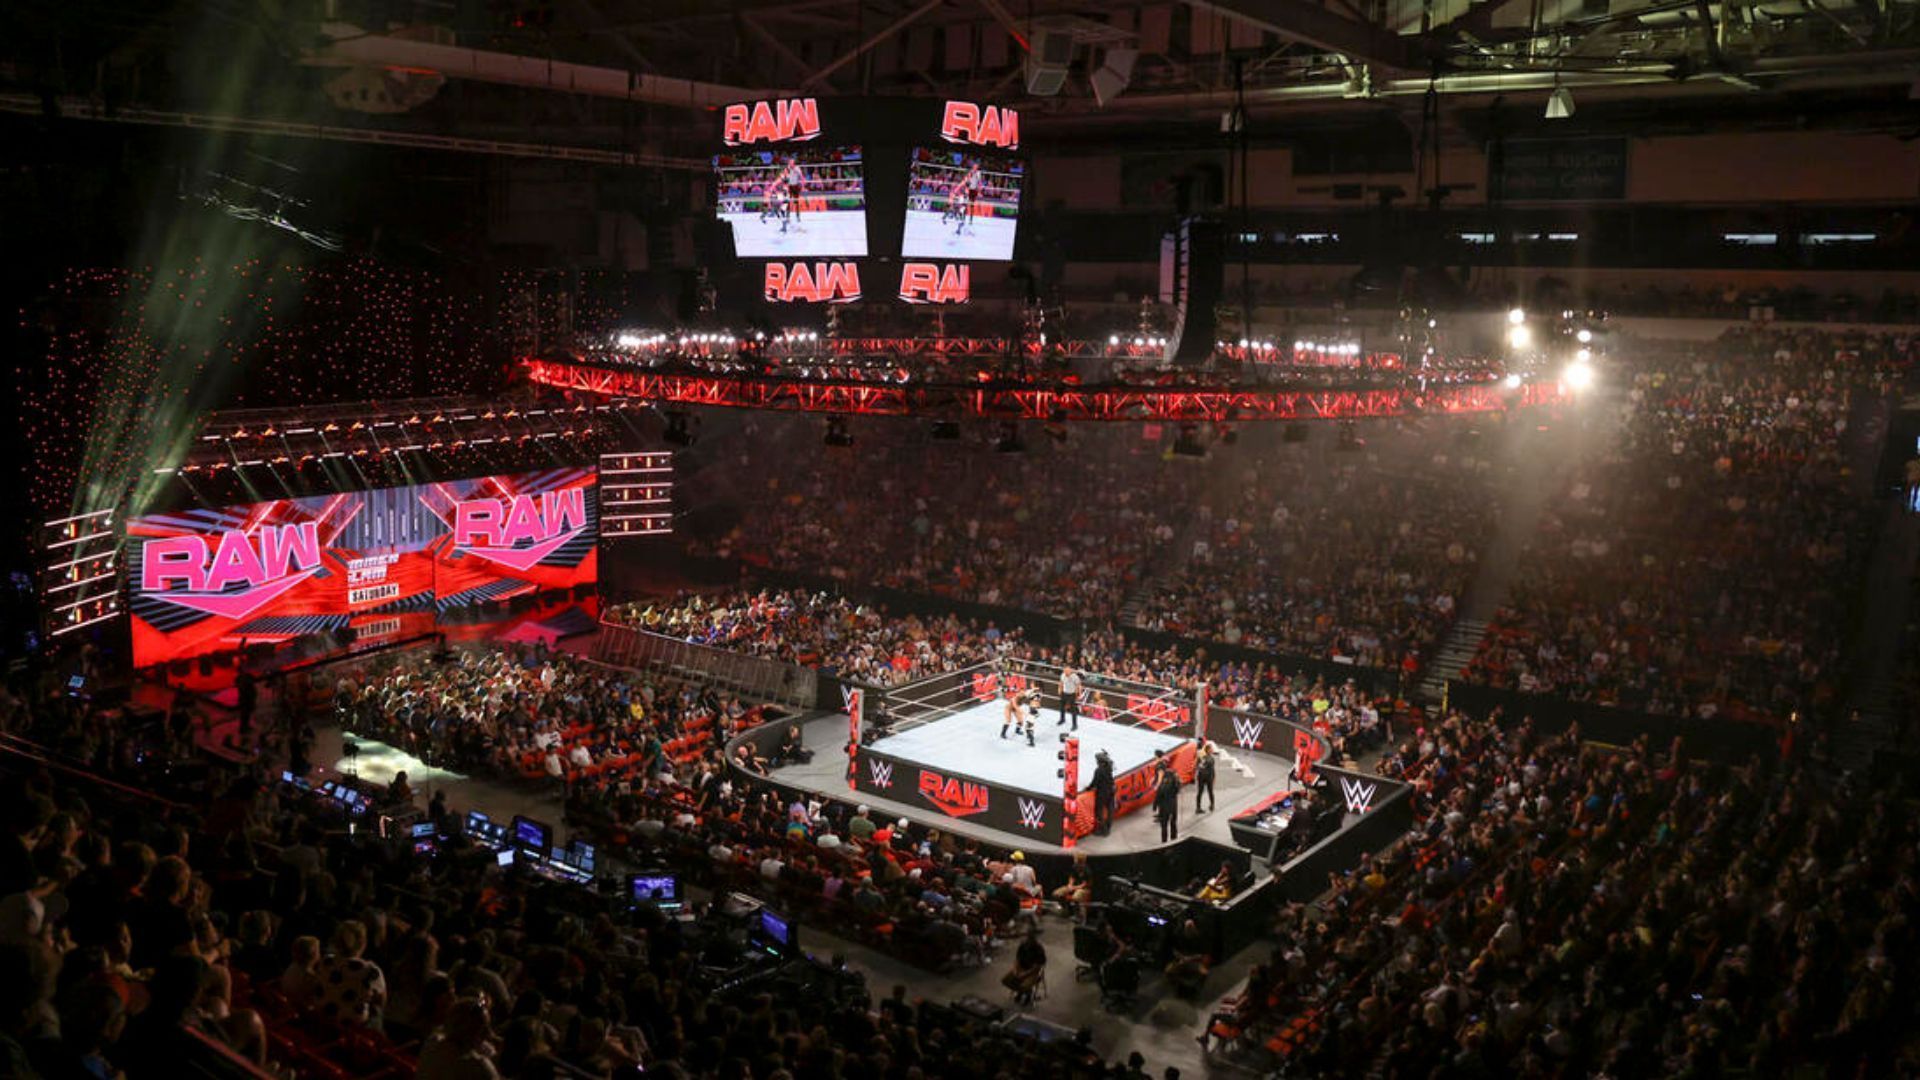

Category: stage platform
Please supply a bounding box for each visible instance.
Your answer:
[865,700,1184,793]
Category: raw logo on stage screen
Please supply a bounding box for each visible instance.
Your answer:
[900,147,1024,262]
[128,468,597,667]
[713,146,868,257]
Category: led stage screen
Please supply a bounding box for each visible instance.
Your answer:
[714,146,869,257]
[128,468,597,667]
[900,147,1024,261]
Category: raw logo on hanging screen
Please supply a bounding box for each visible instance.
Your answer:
[900,147,1025,262]
[713,145,869,258]
[127,468,597,666]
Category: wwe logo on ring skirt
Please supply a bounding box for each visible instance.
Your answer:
[867,760,893,789]
[1016,798,1047,830]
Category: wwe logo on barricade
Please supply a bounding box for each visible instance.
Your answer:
[868,760,893,789]
[1230,716,1265,750]
[1339,777,1378,814]
[1016,798,1047,830]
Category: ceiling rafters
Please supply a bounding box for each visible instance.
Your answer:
[802,0,950,88]
[1179,0,1424,71]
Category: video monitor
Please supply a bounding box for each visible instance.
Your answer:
[901,147,1024,261]
[714,146,868,257]
[628,873,682,910]
[496,849,516,867]
[752,908,797,954]
[410,822,437,839]
[512,815,552,854]
[571,842,596,874]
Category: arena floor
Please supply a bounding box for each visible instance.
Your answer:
[869,698,1188,793]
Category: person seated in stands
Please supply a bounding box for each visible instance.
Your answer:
[847,805,877,843]
[1197,959,1275,1051]
[1195,861,1236,903]
[1051,854,1093,921]
[315,920,387,1030]
[732,742,770,777]
[1162,918,1211,997]
[281,935,324,1011]
[566,742,593,771]
[774,724,812,765]
[1001,928,1047,1004]
[1095,913,1137,993]
[1006,849,1036,891]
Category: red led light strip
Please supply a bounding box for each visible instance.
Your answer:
[526,360,1565,422]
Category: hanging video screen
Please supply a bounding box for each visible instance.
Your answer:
[900,147,1024,262]
[713,146,869,257]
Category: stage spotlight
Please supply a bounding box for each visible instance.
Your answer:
[824,417,854,448]
[1507,324,1533,350]
[1576,328,1593,343]
[1563,359,1597,391]
[1508,307,1527,325]
[1504,372,1523,389]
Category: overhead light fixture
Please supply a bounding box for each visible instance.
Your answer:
[1545,85,1575,120]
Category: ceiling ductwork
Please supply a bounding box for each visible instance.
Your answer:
[300,23,778,110]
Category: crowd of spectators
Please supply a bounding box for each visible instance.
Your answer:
[610,590,1026,689]
[609,589,1393,764]
[1464,328,1910,720]
[0,665,1178,1080]
[1143,422,1496,672]
[1202,706,1912,1077]
[693,414,1185,620]
[327,644,776,793]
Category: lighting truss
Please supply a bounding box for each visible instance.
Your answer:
[162,393,620,476]
[525,359,1564,422]
[34,508,119,639]
[599,451,675,537]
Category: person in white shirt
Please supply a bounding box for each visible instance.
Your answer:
[1058,667,1082,730]
[567,744,593,770]
[1006,851,1039,896]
